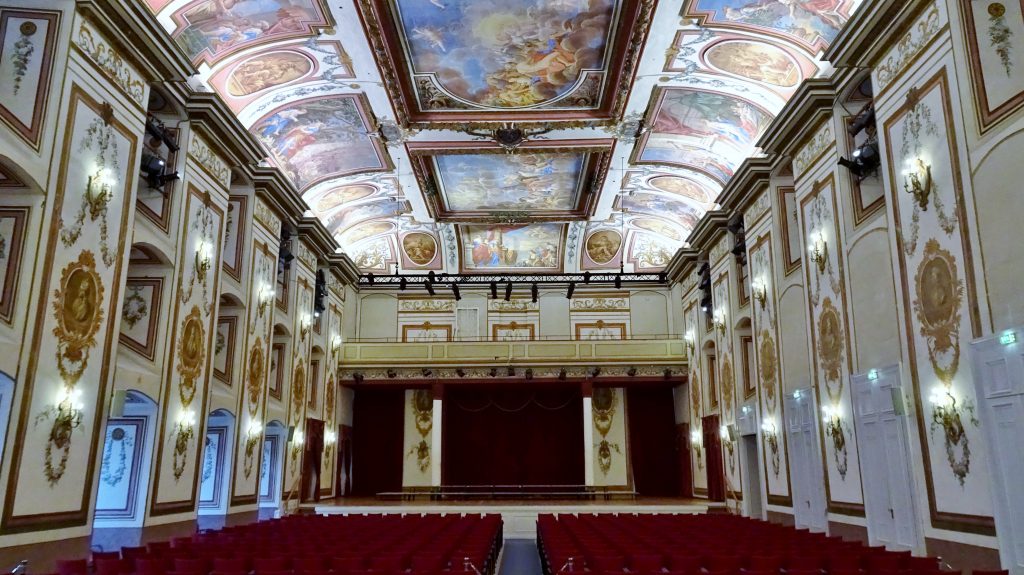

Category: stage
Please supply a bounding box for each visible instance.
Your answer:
[306,497,721,539]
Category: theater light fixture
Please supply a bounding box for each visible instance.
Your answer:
[614,274,622,289]
[490,281,498,299]
[399,277,407,291]
[451,282,461,301]
[504,281,513,301]
[838,138,880,182]
[313,270,327,318]
[566,282,575,300]
[424,281,435,296]
[531,282,538,303]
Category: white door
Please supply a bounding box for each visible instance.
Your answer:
[785,388,827,532]
[971,328,1024,575]
[851,365,921,551]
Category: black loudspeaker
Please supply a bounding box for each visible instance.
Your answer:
[287,425,296,441]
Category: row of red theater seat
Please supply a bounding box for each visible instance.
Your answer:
[50,514,502,575]
[536,513,1007,575]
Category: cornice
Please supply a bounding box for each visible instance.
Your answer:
[756,78,837,157]
[296,216,338,262]
[685,210,730,254]
[327,253,361,286]
[185,91,266,169]
[666,247,701,286]
[249,165,306,228]
[716,156,774,214]
[824,0,926,69]
[75,0,195,82]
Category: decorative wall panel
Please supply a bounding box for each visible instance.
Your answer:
[222,196,247,281]
[882,69,995,534]
[119,278,163,361]
[592,387,628,487]
[0,206,29,324]
[213,316,237,385]
[800,175,864,514]
[0,8,59,149]
[962,0,1024,131]
[402,389,432,488]
[2,84,139,532]
[94,418,147,520]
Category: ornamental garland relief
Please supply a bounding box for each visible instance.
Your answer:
[758,331,781,477]
[179,202,217,316]
[176,306,205,408]
[914,239,977,485]
[291,362,306,425]
[592,387,622,476]
[37,250,104,484]
[409,389,432,474]
[817,299,850,480]
[246,340,265,418]
[59,109,119,267]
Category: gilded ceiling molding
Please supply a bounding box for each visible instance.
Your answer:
[253,198,282,236]
[187,133,232,189]
[792,121,835,179]
[873,1,945,97]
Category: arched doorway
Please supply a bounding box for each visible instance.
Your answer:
[93,390,158,528]
[198,409,236,515]
[259,420,286,514]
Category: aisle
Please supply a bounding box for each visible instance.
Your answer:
[499,539,543,575]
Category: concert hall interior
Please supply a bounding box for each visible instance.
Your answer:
[1,0,1024,574]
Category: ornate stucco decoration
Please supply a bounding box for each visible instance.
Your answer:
[253,198,282,236]
[399,299,455,313]
[188,134,232,189]
[341,365,681,382]
[243,339,265,479]
[72,17,145,107]
[296,240,317,272]
[571,297,629,312]
[176,306,205,408]
[817,296,849,479]
[592,387,622,476]
[793,122,834,179]
[291,362,306,425]
[179,200,217,316]
[60,107,119,267]
[758,331,781,477]
[100,426,133,487]
[488,299,539,313]
[709,235,730,266]
[743,187,772,228]
[875,1,944,94]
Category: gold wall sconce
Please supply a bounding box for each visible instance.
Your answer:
[37,386,86,484]
[690,429,704,470]
[761,419,781,475]
[324,429,337,458]
[752,277,768,310]
[85,165,116,220]
[809,230,829,274]
[821,403,849,478]
[195,240,214,276]
[928,385,979,485]
[300,314,312,340]
[242,420,262,478]
[713,309,727,334]
[171,408,196,480]
[290,429,305,466]
[257,283,275,316]
[904,158,933,211]
[684,331,696,355]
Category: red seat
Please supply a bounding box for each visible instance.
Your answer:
[93,552,121,562]
[786,555,825,570]
[290,557,326,572]
[252,557,289,572]
[748,555,784,571]
[121,547,148,561]
[668,554,702,572]
[588,555,626,571]
[629,554,663,571]
[173,558,208,574]
[331,556,366,572]
[828,554,864,571]
[705,555,743,571]
[94,558,131,575]
[56,559,87,575]
[212,558,246,573]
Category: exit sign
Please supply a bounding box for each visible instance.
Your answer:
[1000,332,1017,345]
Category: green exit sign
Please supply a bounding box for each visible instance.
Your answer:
[1001,332,1017,345]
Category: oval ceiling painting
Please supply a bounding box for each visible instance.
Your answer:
[340,221,394,246]
[648,176,712,203]
[227,51,314,97]
[585,230,622,265]
[316,184,378,213]
[402,232,439,267]
[631,218,683,242]
[705,40,800,88]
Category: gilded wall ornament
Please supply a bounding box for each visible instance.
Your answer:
[817,297,845,402]
[176,306,205,407]
[721,356,735,414]
[121,285,148,328]
[898,95,957,256]
[914,239,964,384]
[592,387,622,475]
[822,408,850,479]
[52,251,105,386]
[180,203,217,316]
[929,389,979,486]
[409,389,432,473]
[758,332,778,407]
[763,426,781,477]
[987,3,1014,76]
[246,341,265,417]
[60,114,119,267]
[11,21,36,96]
[171,420,194,482]
[291,363,306,424]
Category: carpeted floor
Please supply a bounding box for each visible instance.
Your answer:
[499,539,543,575]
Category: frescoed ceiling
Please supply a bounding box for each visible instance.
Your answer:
[150,0,862,274]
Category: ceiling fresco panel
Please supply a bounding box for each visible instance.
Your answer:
[171,0,332,65]
[682,0,856,51]
[409,141,612,222]
[458,223,565,273]
[634,87,773,185]
[358,0,656,124]
[250,94,391,191]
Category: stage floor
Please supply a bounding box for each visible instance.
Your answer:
[308,497,720,539]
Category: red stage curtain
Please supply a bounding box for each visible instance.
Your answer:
[351,388,404,496]
[626,386,680,496]
[443,386,584,487]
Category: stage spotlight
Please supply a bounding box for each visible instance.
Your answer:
[399,277,407,290]
[504,281,513,301]
[366,273,374,284]
[583,271,591,284]
[314,270,327,318]
[566,282,576,300]
[507,366,515,377]
[490,281,498,299]
[428,271,436,283]
[525,368,533,380]
[558,368,567,380]
[531,282,538,303]
[615,274,622,289]
[353,372,364,384]
[839,139,880,181]
[424,281,435,296]
[451,282,461,301]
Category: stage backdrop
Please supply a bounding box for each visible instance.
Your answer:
[443,386,584,487]
[351,388,404,496]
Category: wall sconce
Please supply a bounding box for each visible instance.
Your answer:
[195,240,214,276]
[928,385,979,485]
[300,314,312,340]
[331,334,342,354]
[37,386,86,485]
[903,158,933,211]
[752,277,768,310]
[761,419,781,475]
[257,283,275,316]
[684,330,696,354]
[690,429,703,470]
[242,420,263,478]
[808,230,829,274]
[821,403,849,478]
[85,165,116,218]
[720,424,735,461]
[171,408,196,481]
[713,309,727,334]
[324,429,337,458]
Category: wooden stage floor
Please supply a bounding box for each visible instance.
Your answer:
[306,497,721,539]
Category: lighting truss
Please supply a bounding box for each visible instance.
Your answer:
[360,272,667,289]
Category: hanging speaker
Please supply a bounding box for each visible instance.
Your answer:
[109,389,127,418]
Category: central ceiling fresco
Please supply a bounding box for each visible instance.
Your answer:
[154,0,862,275]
